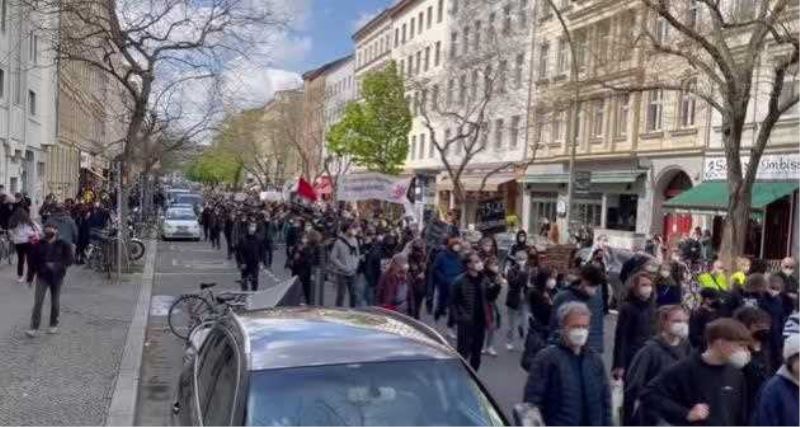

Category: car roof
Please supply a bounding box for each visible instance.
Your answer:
[233,307,458,371]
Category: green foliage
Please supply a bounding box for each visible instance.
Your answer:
[185,147,241,185]
[327,61,411,175]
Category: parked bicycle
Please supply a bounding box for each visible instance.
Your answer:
[167,282,248,340]
[85,227,131,279]
[0,230,15,266]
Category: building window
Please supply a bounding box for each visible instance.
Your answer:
[463,26,470,55]
[458,74,467,105]
[654,16,668,44]
[596,21,609,66]
[483,65,493,95]
[574,30,587,72]
[451,0,459,15]
[416,50,422,74]
[510,115,520,149]
[498,59,507,93]
[687,0,699,29]
[514,53,524,88]
[427,6,433,28]
[574,202,603,228]
[679,78,697,127]
[429,131,436,158]
[502,4,512,35]
[470,68,479,99]
[419,133,426,159]
[432,84,439,110]
[556,37,569,74]
[29,33,38,65]
[395,28,399,47]
[402,24,407,43]
[419,12,424,34]
[435,41,441,66]
[474,21,482,50]
[645,89,664,131]
[450,32,458,58]
[518,0,528,28]
[591,99,604,138]
[619,11,636,60]
[494,119,504,149]
[1,0,6,33]
[480,122,489,150]
[552,110,563,142]
[538,43,549,80]
[28,90,36,115]
[444,128,452,156]
[407,55,413,75]
[488,12,496,41]
[780,74,799,115]
[733,0,756,20]
[447,79,454,106]
[399,59,404,77]
[614,94,629,137]
[410,18,415,39]
[530,198,557,233]
[0,68,4,99]
[424,46,430,71]
[437,0,444,22]
[410,135,417,160]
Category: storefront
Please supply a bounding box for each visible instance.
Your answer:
[522,161,647,246]
[437,169,519,233]
[663,153,800,259]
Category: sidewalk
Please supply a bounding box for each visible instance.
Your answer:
[0,257,144,425]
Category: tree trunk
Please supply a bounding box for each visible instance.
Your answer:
[719,181,751,268]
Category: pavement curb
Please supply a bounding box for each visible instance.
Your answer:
[106,240,158,426]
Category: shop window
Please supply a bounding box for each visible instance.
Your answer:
[530,197,557,235]
[574,202,602,228]
[606,194,638,232]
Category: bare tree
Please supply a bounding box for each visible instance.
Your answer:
[542,0,798,262]
[26,0,287,211]
[404,0,541,220]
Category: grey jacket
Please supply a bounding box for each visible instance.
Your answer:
[330,234,360,276]
[45,213,78,246]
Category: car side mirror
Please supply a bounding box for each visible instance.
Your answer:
[513,403,544,426]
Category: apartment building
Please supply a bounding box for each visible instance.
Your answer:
[353,8,395,90]
[0,1,58,214]
[524,0,799,256]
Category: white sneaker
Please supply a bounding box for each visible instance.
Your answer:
[506,343,515,351]
[17,276,25,283]
[487,347,498,357]
[47,327,58,334]
[481,348,488,355]
[25,329,38,338]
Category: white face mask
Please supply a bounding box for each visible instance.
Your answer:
[782,268,794,276]
[669,322,689,339]
[728,349,751,369]
[768,289,781,298]
[517,259,527,267]
[473,262,484,272]
[660,270,671,278]
[567,328,589,347]
[584,285,598,297]
[489,265,499,273]
[546,278,557,289]
[451,244,462,253]
[639,285,653,299]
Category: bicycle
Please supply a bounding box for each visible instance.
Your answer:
[0,230,15,266]
[85,228,131,279]
[167,282,248,340]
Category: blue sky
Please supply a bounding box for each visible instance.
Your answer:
[292,0,394,72]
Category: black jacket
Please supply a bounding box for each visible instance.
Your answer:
[623,337,690,425]
[237,235,261,268]
[31,238,74,283]
[642,352,750,426]
[505,265,528,310]
[524,342,612,426]
[450,272,488,327]
[612,296,656,371]
[689,305,721,351]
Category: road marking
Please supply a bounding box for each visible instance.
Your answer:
[149,295,176,316]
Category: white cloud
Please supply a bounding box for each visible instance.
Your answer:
[352,9,382,31]
[222,63,303,109]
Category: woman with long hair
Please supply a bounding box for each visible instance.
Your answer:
[9,207,39,284]
[376,253,413,315]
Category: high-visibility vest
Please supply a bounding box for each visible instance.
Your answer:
[730,271,747,288]
[698,271,729,292]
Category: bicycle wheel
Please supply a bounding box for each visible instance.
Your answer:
[128,239,145,261]
[168,295,215,340]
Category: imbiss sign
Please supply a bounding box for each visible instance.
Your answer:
[704,154,800,181]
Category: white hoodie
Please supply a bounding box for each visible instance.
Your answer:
[11,223,38,244]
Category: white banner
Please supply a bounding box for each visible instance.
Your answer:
[259,191,284,202]
[704,154,800,181]
[336,173,412,204]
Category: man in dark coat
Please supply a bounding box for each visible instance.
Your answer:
[523,301,612,426]
[450,251,489,371]
[25,223,74,337]
[237,222,261,291]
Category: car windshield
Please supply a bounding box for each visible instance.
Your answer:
[166,210,196,220]
[246,359,505,426]
[175,194,202,206]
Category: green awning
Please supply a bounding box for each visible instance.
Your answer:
[523,170,644,184]
[664,181,798,214]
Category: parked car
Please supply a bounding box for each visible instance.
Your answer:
[171,307,508,426]
[161,207,201,241]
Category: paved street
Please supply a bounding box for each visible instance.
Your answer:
[135,238,617,424]
[0,257,143,425]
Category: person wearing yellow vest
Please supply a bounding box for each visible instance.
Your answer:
[730,257,751,288]
[698,260,730,292]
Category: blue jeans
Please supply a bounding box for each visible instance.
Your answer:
[335,274,357,308]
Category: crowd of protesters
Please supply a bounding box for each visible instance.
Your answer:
[188,188,800,427]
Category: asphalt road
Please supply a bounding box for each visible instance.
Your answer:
[134,239,616,424]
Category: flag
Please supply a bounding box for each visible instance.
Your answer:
[296,178,318,202]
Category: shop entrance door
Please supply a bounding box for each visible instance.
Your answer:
[662,172,693,243]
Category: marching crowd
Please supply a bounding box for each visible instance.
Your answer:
[196,191,799,427]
